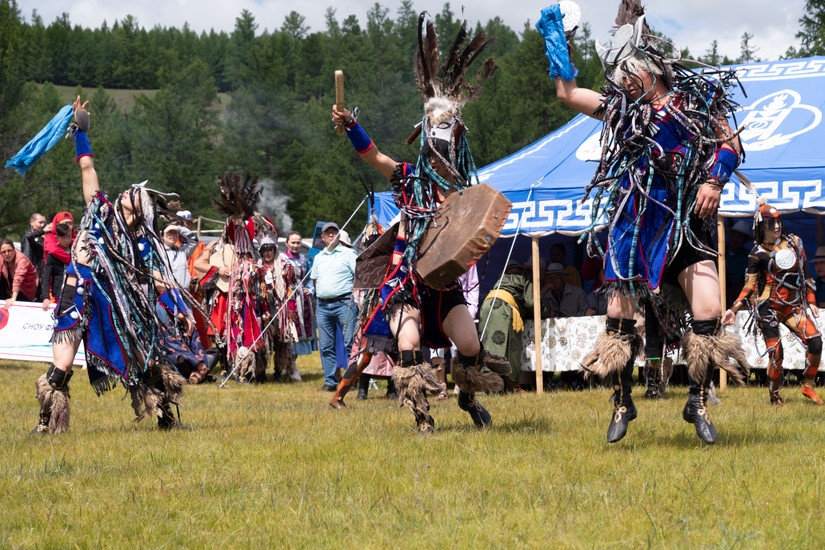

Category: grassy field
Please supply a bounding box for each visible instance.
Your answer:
[3,356,825,549]
[52,84,231,114]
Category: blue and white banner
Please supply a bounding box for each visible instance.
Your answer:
[373,57,825,237]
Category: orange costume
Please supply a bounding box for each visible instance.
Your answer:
[730,205,822,405]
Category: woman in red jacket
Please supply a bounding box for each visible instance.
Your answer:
[0,239,39,309]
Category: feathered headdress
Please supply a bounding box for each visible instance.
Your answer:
[213,171,279,255]
[408,12,497,177]
[213,171,262,220]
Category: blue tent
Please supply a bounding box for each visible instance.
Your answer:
[372,57,825,238]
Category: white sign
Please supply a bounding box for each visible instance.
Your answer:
[0,302,86,366]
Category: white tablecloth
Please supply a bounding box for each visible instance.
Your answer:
[520,312,823,372]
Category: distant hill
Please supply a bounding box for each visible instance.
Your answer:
[52,85,231,114]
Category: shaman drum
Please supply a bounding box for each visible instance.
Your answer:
[416,183,511,289]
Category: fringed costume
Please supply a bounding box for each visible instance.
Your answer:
[540,0,749,443]
[728,204,823,405]
[257,236,298,382]
[280,244,316,379]
[32,107,200,434]
[336,13,509,434]
[201,172,285,383]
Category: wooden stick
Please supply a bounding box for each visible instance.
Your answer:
[532,236,544,394]
[335,70,345,136]
[718,217,728,391]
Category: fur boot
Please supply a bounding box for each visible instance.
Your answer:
[450,351,506,394]
[392,351,441,435]
[31,365,73,435]
[580,328,642,380]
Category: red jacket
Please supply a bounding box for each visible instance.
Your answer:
[1,250,38,301]
[43,213,76,265]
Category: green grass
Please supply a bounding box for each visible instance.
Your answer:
[52,84,231,114]
[3,356,825,548]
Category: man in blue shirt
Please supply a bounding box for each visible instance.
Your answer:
[310,223,358,391]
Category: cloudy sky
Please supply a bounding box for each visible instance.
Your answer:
[18,0,808,62]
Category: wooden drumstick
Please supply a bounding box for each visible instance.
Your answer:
[335,70,345,135]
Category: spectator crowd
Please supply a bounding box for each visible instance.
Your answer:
[4,211,824,393]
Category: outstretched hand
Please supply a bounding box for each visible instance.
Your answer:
[722,309,736,325]
[72,95,89,114]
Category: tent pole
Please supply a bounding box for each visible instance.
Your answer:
[818,214,824,247]
[532,236,544,394]
[718,218,728,391]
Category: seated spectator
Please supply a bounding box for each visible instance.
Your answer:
[480,261,554,393]
[549,243,582,288]
[583,266,608,315]
[21,212,47,297]
[541,262,586,317]
[725,219,752,309]
[0,239,39,308]
[40,223,73,309]
[813,246,825,308]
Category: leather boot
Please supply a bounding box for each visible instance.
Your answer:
[802,377,824,405]
[607,363,637,443]
[458,390,492,428]
[644,359,662,399]
[768,377,783,406]
[682,375,717,444]
[356,375,369,400]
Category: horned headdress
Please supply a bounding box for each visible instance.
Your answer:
[408,12,497,188]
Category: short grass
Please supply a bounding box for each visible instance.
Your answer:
[51,84,231,114]
[3,356,825,549]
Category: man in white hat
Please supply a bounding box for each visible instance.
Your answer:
[310,222,358,391]
[542,263,586,318]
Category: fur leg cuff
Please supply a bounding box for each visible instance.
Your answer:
[682,329,749,385]
[35,373,70,434]
[392,363,441,417]
[580,330,641,379]
[451,356,505,393]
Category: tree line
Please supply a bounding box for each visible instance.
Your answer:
[2,0,823,239]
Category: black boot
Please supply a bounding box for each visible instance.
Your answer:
[30,412,50,435]
[607,363,637,443]
[386,378,397,400]
[682,378,717,444]
[158,401,190,431]
[458,391,492,428]
[357,375,369,400]
[644,360,662,399]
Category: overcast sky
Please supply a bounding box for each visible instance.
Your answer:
[18,0,808,62]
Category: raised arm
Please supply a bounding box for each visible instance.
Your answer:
[555,77,604,119]
[72,96,99,204]
[332,105,399,179]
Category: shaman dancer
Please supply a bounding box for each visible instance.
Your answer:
[724,204,823,405]
[332,13,510,434]
[32,97,199,434]
[538,1,748,444]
